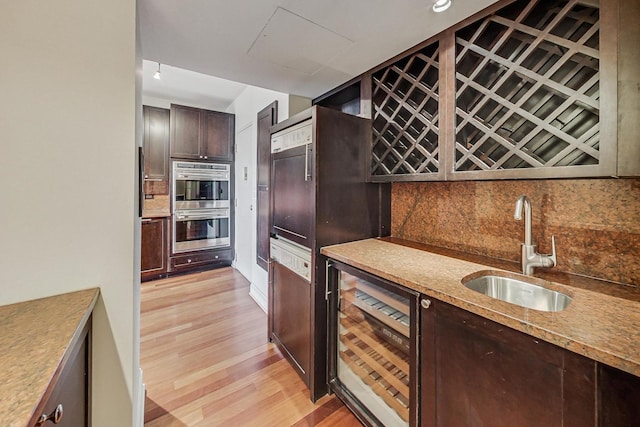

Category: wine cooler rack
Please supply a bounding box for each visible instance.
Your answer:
[336,272,412,426]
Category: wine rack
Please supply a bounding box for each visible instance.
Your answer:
[454,0,600,173]
[371,40,441,180]
[336,272,412,426]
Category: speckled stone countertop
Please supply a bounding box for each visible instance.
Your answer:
[142,209,170,218]
[0,288,99,427]
[321,238,640,377]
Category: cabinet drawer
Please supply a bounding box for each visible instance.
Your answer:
[170,248,233,272]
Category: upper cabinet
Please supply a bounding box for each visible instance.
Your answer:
[143,106,170,195]
[170,104,235,162]
[352,0,639,181]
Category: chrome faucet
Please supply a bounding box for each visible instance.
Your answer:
[514,195,556,275]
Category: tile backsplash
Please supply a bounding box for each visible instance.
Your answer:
[391,178,640,286]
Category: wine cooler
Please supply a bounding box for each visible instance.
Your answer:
[327,260,419,427]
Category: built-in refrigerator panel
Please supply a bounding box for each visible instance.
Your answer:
[271,143,314,248]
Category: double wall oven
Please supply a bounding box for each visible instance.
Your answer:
[172,161,231,253]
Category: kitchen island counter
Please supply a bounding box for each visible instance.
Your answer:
[0,288,99,427]
[322,237,640,377]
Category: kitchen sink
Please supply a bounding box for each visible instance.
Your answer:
[462,272,572,312]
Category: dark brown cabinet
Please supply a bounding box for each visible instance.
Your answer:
[256,101,277,271]
[271,259,311,381]
[143,106,170,195]
[141,217,168,281]
[269,107,391,402]
[422,300,596,427]
[169,247,233,273]
[32,318,91,427]
[170,104,234,162]
[598,364,640,427]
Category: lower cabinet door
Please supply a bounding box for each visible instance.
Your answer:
[271,260,311,385]
[141,218,167,279]
[432,302,595,427]
[34,319,90,427]
[598,364,640,426]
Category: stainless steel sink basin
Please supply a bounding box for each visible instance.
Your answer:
[462,272,572,312]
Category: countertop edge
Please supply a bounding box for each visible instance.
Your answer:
[9,288,99,427]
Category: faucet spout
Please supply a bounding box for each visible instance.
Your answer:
[513,195,556,275]
[514,195,532,246]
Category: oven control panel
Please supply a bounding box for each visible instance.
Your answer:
[270,237,312,282]
[271,119,312,153]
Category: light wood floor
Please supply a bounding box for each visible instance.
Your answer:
[141,267,363,426]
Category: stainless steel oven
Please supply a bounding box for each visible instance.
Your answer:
[173,209,230,253]
[171,160,231,253]
[173,161,230,210]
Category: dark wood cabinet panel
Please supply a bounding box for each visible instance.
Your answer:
[141,217,167,280]
[170,104,235,162]
[430,301,595,427]
[170,104,201,159]
[143,106,170,195]
[256,101,277,271]
[202,110,234,161]
[169,247,233,273]
[32,318,91,427]
[271,260,311,385]
[598,364,640,427]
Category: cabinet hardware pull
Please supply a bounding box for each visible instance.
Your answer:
[36,404,63,425]
[325,261,333,301]
[304,144,311,182]
[421,299,432,309]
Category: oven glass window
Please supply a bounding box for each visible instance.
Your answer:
[175,217,229,242]
[175,180,229,202]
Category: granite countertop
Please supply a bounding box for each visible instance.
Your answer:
[142,209,171,218]
[0,288,99,427]
[321,238,640,377]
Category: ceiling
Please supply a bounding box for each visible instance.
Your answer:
[139,0,500,101]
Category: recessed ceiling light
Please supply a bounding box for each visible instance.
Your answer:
[433,0,452,13]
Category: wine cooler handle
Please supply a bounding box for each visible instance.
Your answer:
[325,261,333,301]
[421,299,432,309]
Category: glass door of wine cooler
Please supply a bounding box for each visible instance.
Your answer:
[328,261,419,427]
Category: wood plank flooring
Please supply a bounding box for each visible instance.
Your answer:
[141,267,362,426]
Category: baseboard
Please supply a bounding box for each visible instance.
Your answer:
[249,284,268,314]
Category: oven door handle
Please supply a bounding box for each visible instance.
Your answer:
[176,173,228,181]
[175,212,226,221]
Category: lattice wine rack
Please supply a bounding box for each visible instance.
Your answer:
[371,41,441,179]
[454,0,600,173]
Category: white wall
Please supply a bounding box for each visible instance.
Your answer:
[0,1,138,426]
[226,88,310,311]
